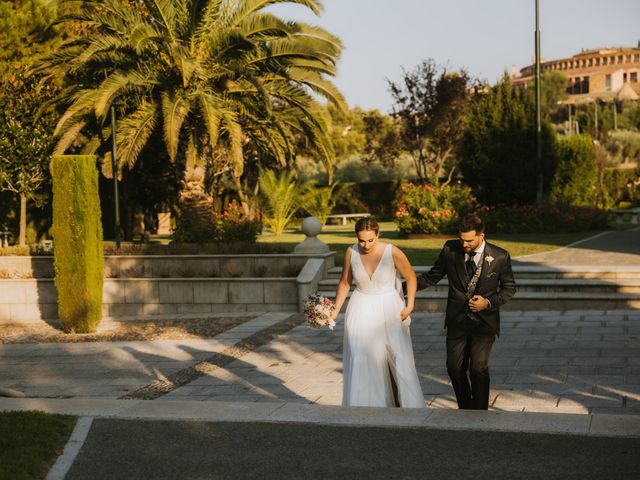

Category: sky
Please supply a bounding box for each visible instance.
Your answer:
[267,0,640,113]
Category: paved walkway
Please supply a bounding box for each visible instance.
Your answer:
[2,310,639,415]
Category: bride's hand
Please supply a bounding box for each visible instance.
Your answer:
[399,305,413,321]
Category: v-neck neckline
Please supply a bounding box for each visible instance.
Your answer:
[358,243,389,281]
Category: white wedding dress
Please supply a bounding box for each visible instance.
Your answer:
[342,243,425,408]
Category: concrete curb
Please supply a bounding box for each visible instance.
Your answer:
[2,398,639,438]
[45,416,93,480]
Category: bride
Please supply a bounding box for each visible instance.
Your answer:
[329,217,424,408]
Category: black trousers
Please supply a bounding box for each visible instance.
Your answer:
[446,323,496,410]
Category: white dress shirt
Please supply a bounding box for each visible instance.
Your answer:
[466,240,485,267]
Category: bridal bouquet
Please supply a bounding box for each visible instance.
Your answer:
[304,294,336,330]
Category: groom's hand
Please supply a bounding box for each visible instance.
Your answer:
[468,295,489,312]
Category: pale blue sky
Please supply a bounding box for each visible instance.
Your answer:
[268,0,640,113]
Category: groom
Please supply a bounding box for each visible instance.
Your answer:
[417,214,516,410]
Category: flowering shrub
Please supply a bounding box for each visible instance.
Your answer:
[394,183,477,235]
[212,202,262,243]
[478,203,609,233]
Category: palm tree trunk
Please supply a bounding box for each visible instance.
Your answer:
[174,166,214,242]
[233,176,253,218]
[19,193,27,246]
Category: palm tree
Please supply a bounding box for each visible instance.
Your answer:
[39,0,344,238]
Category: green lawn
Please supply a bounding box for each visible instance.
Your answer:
[0,411,76,480]
[259,223,602,265]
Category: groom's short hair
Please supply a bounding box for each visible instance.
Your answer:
[459,214,484,234]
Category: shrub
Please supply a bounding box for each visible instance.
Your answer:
[300,184,340,225]
[478,203,609,234]
[394,182,477,235]
[550,135,598,206]
[103,242,287,255]
[212,202,261,243]
[50,155,103,333]
[259,169,309,235]
[0,245,31,256]
[597,167,640,208]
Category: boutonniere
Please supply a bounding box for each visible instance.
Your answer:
[485,255,495,264]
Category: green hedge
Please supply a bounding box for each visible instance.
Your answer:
[51,155,103,333]
[478,203,609,233]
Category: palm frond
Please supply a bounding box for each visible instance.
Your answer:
[117,100,158,168]
[161,91,190,161]
[53,120,88,155]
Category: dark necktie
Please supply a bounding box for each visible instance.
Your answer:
[466,252,477,278]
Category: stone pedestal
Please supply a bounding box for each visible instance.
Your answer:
[294,217,329,254]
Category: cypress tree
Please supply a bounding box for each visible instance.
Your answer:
[51,155,103,333]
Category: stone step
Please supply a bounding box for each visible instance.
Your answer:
[326,265,640,280]
[318,278,640,294]
[316,290,640,311]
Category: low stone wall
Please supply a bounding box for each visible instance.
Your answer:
[0,253,332,279]
[0,253,334,323]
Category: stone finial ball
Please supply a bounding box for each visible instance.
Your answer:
[301,216,322,237]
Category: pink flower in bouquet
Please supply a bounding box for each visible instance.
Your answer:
[304,294,336,330]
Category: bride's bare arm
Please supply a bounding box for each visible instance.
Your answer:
[392,245,416,320]
[331,247,353,320]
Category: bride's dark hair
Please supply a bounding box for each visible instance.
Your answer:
[354,217,379,235]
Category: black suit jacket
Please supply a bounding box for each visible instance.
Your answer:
[417,240,516,336]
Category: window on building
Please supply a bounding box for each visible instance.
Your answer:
[624,72,628,83]
[595,57,600,66]
[588,58,593,67]
[618,55,623,63]
[626,55,631,63]
[603,57,608,66]
[570,77,589,94]
[635,54,639,63]
[610,56,615,64]
[605,74,612,91]
[631,72,638,83]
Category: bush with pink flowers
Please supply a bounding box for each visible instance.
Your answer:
[394,183,477,235]
[212,202,262,243]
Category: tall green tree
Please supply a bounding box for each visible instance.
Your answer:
[38,0,344,236]
[526,71,569,116]
[361,109,402,167]
[0,0,57,63]
[0,66,59,245]
[388,59,475,184]
[459,75,558,205]
[0,0,62,245]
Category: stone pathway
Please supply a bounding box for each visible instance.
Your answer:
[0,313,292,399]
[3,310,637,415]
[163,310,640,415]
